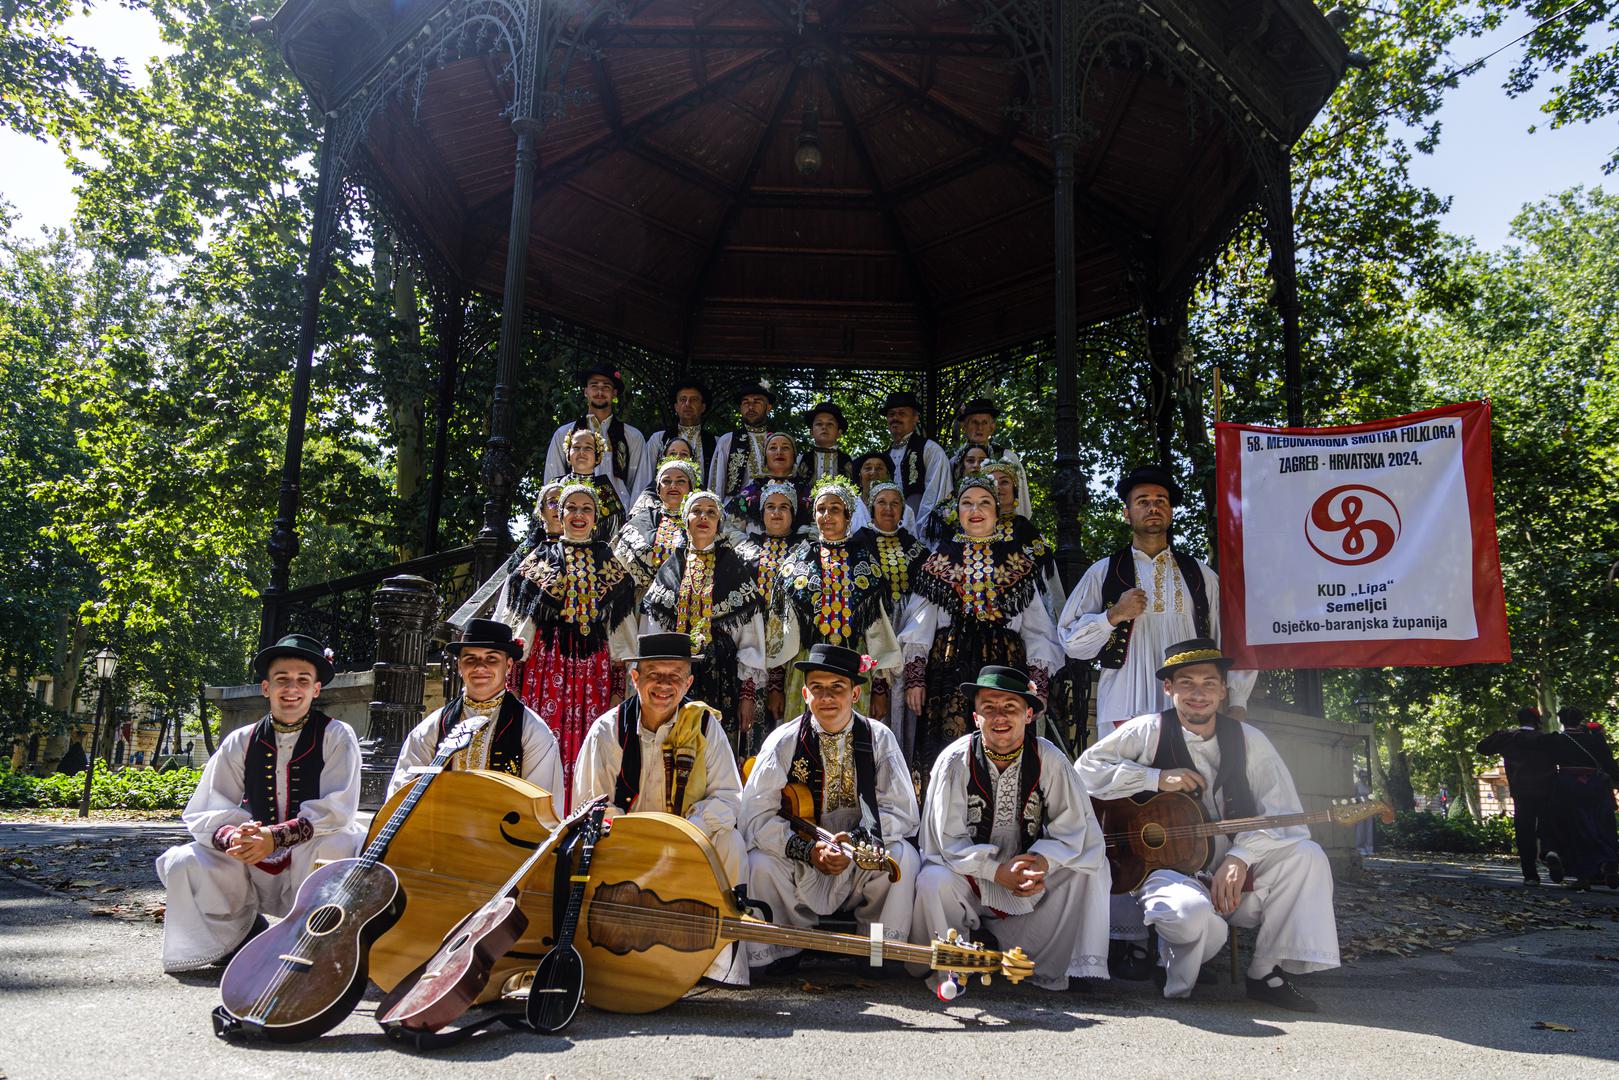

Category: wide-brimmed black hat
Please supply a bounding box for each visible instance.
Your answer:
[959,665,1044,714]
[446,618,524,659]
[957,397,999,420]
[254,633,335,684]
[792,643,870,683]
[578,362,625,394]
[878,390,922,417]
[667,378,710,408]
[1115,464,1185,506]
[625,632,706,664]
[1155,638,1234,681]
[802,401,847,432]
[735,380,777,406]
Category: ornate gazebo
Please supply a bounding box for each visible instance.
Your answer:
[257,0,1349,704]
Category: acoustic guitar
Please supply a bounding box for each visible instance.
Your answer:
[376,795,603,1037]
[213,716,487,1042]
[1094,791,1391,894]
[366,771,1033,1014]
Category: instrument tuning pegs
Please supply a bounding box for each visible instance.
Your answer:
[945,928,960,944]
[980,974,992,986]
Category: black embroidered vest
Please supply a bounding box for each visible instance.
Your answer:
[611,695,710,810]
[241,712,331,824]
[966,731,1045,855]
[436,692,526,777]
[787,711,883,842]
[1096,547,1211,669]
[1150,710,1256,820]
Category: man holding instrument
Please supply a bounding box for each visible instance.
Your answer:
[388,619,563,801]
[1077,639,1339,1011]
[740,643,920,974]
[912,666,1111,996]
[155,634,365,973]
[573,632,750,984]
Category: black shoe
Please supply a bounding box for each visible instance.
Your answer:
[1245,966,1319,1013]
[1109,937,1155,981]
[1544,851,1566,884]
[1602,864,1619,890]
[212,914,269,968]
[1523,876,1542,887]
[750,953,801,978]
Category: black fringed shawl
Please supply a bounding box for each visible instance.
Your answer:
[505,538,636,657]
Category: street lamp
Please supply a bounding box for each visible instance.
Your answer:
[77,647,119,819]
[794,102,822,177]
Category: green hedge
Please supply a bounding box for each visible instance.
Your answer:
[1374,810,1516,854]
[0,763,201,810]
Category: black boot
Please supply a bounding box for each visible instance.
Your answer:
[1245,966,1319,1013]
[1543,850,1566,884]
[1108,937,1155,981]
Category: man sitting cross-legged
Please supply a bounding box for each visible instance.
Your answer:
[912,665,1111,996]
[154,634,365,973]
[740,643,920,975]
[1078,638,1339,1011]
[573,632,750,984]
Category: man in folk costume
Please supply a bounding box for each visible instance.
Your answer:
[1476,707,1560,885]
[574,633,750,984]
[913,666,1110,996]
[1079,640,1339,1011]
[155,635,365,973]
[713,380,778,501]
[646,377,720,487]
[740,644,920,974]
[879,390,952,525]
[389,619,564,802]
[795,401,854,486]
[544,362,649,495]
[949,398,1031,514]
[1545,707,1619,889]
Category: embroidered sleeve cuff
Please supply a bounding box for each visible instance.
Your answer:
[786,834,816,864]
[269,817,314,850]
[768,667,785,694]
[903,656,927,691]
[212,825,236,852]
[1029,666,1051,703]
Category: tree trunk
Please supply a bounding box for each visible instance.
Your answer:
[1380,716,1416,812]
[1454,753,1481,818]
[197,683,215,756]
[371,220,427,562]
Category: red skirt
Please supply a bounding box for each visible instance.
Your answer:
[506,639,614,811]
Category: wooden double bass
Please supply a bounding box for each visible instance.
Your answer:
[366,771,1032,1014]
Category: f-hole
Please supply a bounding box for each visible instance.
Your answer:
[500,811,540,850]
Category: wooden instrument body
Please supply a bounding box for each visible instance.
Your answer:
[369,772,740,1015]
[779,781,901,882]
[376,895,528,1031]
[1094,791,1211,894]
[218,858,403,1041]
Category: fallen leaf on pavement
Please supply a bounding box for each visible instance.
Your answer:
[1532,1021,1577,1032]
[799,982,825,993]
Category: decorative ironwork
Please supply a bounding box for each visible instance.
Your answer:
[361,574,440,808]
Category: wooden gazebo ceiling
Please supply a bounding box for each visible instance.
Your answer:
[277,0,1347,369]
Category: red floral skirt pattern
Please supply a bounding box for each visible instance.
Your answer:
[506,639,614,811]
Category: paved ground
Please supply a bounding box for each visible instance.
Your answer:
[3,855,1619,1079]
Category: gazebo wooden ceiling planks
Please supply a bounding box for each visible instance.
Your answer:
[257,0,1349,693]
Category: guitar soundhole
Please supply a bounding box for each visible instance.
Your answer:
[1140,823,1167,850]
[305,904,345,936]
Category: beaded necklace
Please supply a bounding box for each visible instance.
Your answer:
[961,537,1004,621]
[560,540,605,633]
[651,510,683,566]
[757,535,790,606]
[874,532,911,601]
[270,713,309,735]
[675,547,717,649]
[816,540,854,644]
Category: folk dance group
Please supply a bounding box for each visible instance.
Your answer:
[156,368,1340,1015]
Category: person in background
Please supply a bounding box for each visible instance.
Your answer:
[1477,707,1558,886]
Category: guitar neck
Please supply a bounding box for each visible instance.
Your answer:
[1193,808,1331,838]
[360,725,482,866]
[717,917,938,968]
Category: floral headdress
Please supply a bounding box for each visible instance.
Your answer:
[655,456,701,489]
[810,474,860,514]
[567,427,609,463]
[979,457,1023,484]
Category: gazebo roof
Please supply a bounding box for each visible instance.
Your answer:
[270,0,1347,370]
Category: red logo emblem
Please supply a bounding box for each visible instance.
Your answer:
[1305,484,1401,566]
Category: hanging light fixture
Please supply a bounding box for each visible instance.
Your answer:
[794,101,822,177]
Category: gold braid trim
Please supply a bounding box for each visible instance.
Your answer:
[1162,648,1225,667]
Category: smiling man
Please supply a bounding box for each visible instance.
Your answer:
[154,634,365,973]
[1078,639,1339,1012]
[544,363,649,494]
[912,666,1111,997]
[878,390,952,524]
[647,378,719,485]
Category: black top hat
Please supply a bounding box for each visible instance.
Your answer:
[667,378,711,408]
[1155,638,1234,681]
[878,390,923,417]
[735,380,777,406]
[578,362,625,394]
[957,397,999,420]
[852,451,892,479]
[792,643,870,683]
[959,665,1044,714]
[446,618,524,659]
[253,633,335,684]
[1115,464,1185,506]
[625,632,705,664]
[802,401,847,432]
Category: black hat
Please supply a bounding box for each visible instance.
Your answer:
[253,633,335,684]
[736,380,777,406]
[878,390,923,417]
[1516,706,1542,726]
[958,665,1044,714]
[957,397,999,420]
[625,632,705,664]
[578,362,625,394]
[1556,706,1586,728]
[446,618,524,659]
[802,401,847,432]
[1155,638,1234,681]
[852,451,892,479]
[1115,464,1184,506]
[792,643,870,683]
[667,378,710,408]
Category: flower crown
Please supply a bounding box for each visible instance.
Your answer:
[655,456,701,487]
[558,481,600,512]
[810,474,860,513]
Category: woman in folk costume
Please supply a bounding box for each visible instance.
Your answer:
[981,456,1064,614]
[744,481,801,729]
[901,476,1063,777]
[531,479,566,543]
[775,475,900,724]
[727,431,806,532]
[624,439,696,517]
[921,446,988,546]
[852,451,894,500]
[641,490,772,754]
[558,426,627,541]
[500,482,638,799]
[154,635,364,972]
[854,481,930,761]
[616,457,700,591]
